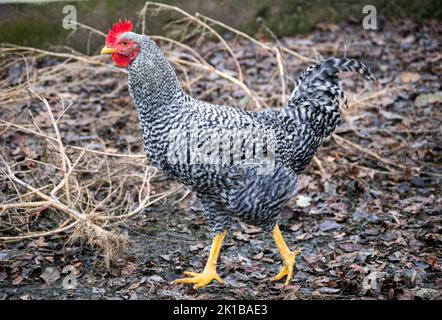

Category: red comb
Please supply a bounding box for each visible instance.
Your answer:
[106,19,133,46]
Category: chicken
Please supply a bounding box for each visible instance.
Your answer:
[101,19,376,289]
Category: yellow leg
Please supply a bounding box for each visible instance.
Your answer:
[271,224,302,286]
[171,230,227,289]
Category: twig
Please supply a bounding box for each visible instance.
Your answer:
[195,13,315,63]
[0,221,79,242]
[2,44,122,71]
[333,134,407,171]
[1,156,87,222]
[140,2,244,82]
[173,58,262,108]
[274,47,287,105]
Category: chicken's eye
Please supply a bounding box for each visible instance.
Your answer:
[121,41,129,46]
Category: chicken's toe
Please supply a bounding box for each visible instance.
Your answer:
[171,269,223,289]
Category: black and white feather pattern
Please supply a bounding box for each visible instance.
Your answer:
[121,32,375,233]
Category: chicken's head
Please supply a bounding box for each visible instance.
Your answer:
[101,19,140,67]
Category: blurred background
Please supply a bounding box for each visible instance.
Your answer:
[1,0,441,52]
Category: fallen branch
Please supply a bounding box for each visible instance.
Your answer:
[333,134,406,171]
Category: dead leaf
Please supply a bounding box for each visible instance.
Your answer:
[159,254,171,261]
[252,252,264,260]
[12,275,23,286]
[397,289,414,300]
[319,220,342,232]
[121,262,137,277]
[296,195,312,207]
[240,223,262,234]
[339,243,362,252]
[189,243,204,252]
[147,275,164,283]
[290,223,302,232]
[412,288,439,300]
[40,267,60,285]
[320,287,341,294]
[35,237,48,248]
[415,93,442,107]
[128,282,141,290]
[400,72,420,83]
[296,233,312,241]
[425,254,439,269]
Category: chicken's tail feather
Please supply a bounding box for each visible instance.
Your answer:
[283,58,376,139]
[289,58,377,108]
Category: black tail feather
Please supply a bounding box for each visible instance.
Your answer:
[289,58,376,108]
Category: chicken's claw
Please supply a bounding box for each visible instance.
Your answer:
[171,268,223,289]
[270,249,302,286]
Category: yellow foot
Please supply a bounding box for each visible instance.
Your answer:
[271,249,302,286]
[171,269,223,289]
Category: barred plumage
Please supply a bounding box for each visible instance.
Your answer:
[120,32,375,234]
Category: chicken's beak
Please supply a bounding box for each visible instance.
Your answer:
[101,46,116,55]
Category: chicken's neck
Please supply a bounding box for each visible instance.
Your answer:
[127,46,183,115]
[127,44,184,167]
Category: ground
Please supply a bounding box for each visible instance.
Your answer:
[0,18,441,300]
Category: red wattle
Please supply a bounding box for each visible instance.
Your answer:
[112,53,131,67]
